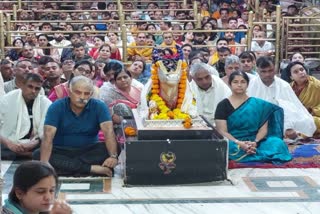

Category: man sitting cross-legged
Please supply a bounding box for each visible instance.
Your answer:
[0,73,51,160]
[33,76,118,176]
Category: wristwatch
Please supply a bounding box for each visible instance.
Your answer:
[110,154,118,159]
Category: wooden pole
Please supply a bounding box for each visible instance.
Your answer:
[183,0,187,8]
[275,5,281,73]
[18,0,22,10]
[121,24,128,63]
[0,12,5,59]
[255,0,259,20]
[193,1,198,20]
[119,5,124,28]
[13,4,17,21]
[247,11,254,51]
[197,13,201,28]
[6,14,12,46]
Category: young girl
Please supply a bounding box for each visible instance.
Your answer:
[3,161,72,214]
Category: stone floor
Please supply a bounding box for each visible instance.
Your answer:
[2,160,320,214]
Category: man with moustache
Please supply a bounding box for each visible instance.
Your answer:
[4,59,35,93]
[34,76,119,176]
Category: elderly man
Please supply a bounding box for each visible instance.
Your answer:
[190,62,231,124]
[4,59,35,93]
[247,56,316,139]
[0,59,14,82]
[222,55,256,86]
[34,76,118,176]
[0,73,51,160]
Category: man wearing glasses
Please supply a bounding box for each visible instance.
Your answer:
[0,73,51,160]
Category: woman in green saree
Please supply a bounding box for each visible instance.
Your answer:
[215,71,292,163]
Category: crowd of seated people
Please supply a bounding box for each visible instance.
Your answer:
[0,0,319,177]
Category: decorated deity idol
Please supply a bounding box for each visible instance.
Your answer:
[140,45,197,121]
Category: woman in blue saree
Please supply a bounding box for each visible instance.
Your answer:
[215,71,292,163]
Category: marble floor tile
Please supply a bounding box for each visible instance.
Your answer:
[60,183,91,190]
[2,161,320,214]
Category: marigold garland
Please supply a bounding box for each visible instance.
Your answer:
[148,60,191,121]
[124,126,137,136]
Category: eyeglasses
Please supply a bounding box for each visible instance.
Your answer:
[63,60,75,65]
[77,67,91,75]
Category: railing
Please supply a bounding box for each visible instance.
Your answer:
[0,0,319,72]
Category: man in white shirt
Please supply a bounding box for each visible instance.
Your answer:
[0,73,51,160]
[0,72,4,96]
[251,31,275,57]
[189,62,231,124]
[247,56,316,138]
[49,27,72,57]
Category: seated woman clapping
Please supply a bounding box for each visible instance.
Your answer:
[215,71,292,163]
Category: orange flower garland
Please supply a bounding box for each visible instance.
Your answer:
[148,60,191,121]
[124,126,137,136]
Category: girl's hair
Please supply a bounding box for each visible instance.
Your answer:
[183,21,195,30]
[290,52,304,61]
[93,35,105,42]
[228,70,250,85]
[37,33,49,41]
[98,43,112,52]
[285,61,307,78]
[9,161,58,204]
[37,34,51,55]
[74,59,94,72]
[114,69,131,81]
[131,58,146,74]
[201,21,217,40]
[146,23,157,30]
[12,38,25,47]
[103,60,123,75]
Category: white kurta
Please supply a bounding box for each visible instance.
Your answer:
[0,89,52,143]
[190,75,231,124]
[247,76,316,136]
[0,73,4,96]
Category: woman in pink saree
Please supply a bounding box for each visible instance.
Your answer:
[100,69,143,124]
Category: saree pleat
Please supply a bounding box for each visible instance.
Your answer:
[227,98,292,163]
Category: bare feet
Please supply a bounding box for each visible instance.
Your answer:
[90,165,112,177]
[285,129,298,140]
